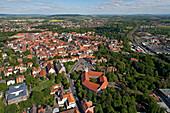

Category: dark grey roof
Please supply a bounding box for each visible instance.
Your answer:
[159,89,170,96]
[56,61,65,72]
[5,82,28,101]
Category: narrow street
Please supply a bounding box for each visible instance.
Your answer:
[66,58,95,113]
[65,74,84,113]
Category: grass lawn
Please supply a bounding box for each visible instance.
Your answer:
[126,26,133,30]
[68,64,74,70]
[90,78,98,83]
[32,80,55,91]
[123,30,129,33]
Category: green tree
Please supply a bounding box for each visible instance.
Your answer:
[48,73,55,81]
[106,105,115,113]
[18,99,32,112]
[31,91,43,105]
[0,83,7,91]
[55,74,62,84]
[32,57,37,64]
[1,71,5,79]
[87,91,92,100]
[129,104,137,113]
[43,87,51,97]
[121,108,128,113]
[71,71,79,80]
[34,64,39,68]
[0,100,5,113]
[23,50,31,56]
[4,104,18,113]
[59,107,63,112]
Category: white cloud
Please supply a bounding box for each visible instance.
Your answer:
[34,1,52,6]
[0,2,9,9]
[89,0,170,14]
[1,0,170,14]
[6,0,33,2]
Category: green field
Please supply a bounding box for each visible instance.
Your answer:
[32,80,55,91]
[157,26,170,29]
[126,26,133,30]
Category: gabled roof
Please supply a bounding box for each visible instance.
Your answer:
[62,93,75,103]
[40,70,46,76]
[100,76,108,90]
[27,62,33,65]
[56,61,65,73]
[19,63,24,67]
[82,70,108,92]
[16,75,24,80]
[50,84,61,94]
[82,80,100,92]
[47,63,54,72]
[88,71,104,77]
[83,101,93,110]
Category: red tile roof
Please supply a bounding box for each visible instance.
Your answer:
[82,80,100,92]
[50,84,61,94]
[88,71,104,77]
[83,101,93,110]
[38,108,45,113]
[27,62,33,65]
[0,67,4,72]
[16,75,24,83]
[62,93,75,103]
[82,70,108,92]
[40,70,46,77]
[131,58,138,62]
[100,76,108,90]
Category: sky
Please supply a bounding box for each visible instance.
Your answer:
[0,0,170,14]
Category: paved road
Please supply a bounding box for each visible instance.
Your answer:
[65,74,84,113]
[156,93,170,112]
[66,58,95,113]
[69,58,95,74]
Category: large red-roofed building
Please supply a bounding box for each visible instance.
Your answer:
[81,68,108,93]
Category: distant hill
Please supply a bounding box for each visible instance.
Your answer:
[0,14,170,17]
[0,14,83,17]
[49,14,83,17]
[0,14,47,16]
